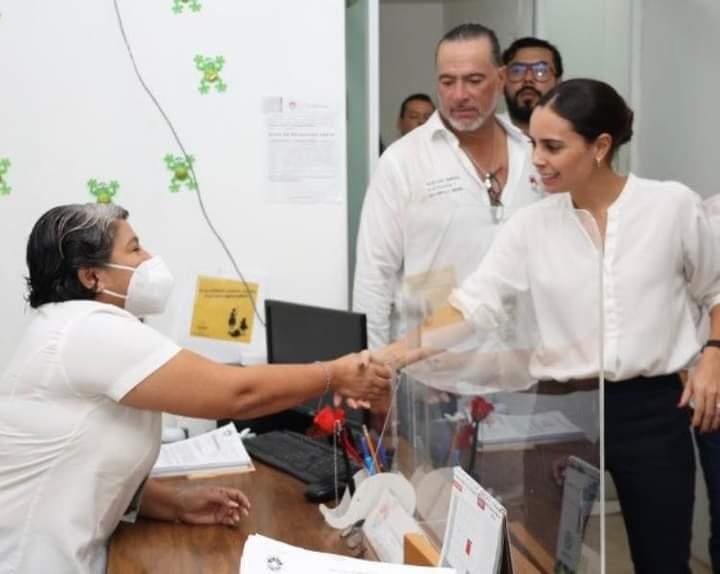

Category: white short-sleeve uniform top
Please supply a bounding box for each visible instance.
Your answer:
[0,300,181,574]
[449,174,720,381]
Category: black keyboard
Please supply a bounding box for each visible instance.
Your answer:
[244,430,361,484]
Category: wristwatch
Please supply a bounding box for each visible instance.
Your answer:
[704,340,720,351]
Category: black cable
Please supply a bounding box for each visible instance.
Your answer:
[111,0,265,327]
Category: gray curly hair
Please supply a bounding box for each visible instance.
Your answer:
[25,203,129,308]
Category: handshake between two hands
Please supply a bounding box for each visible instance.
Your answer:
[331,343,439,410]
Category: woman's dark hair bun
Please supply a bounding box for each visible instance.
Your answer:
[536,78,633,158]
[616,108,634,146]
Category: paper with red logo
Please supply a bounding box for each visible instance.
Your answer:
[439,466,506,574]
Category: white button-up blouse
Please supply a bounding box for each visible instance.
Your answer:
[449,174,720,382]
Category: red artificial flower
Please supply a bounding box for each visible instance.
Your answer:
[312,405,346,435]
[470,397,494,422]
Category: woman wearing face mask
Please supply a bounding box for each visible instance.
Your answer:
[381,79,720,573]
[0,204,392,574]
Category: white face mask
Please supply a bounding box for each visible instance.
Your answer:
[102,256,175,316]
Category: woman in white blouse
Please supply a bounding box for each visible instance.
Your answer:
[0,204,392,574]
[384,78,720,573]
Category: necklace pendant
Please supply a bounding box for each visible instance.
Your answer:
[492,204,504,223]
[483,173,494,192]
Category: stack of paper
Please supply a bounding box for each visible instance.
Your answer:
[151,423,254,477]
[477,411,585,449]
[240,534,455,574]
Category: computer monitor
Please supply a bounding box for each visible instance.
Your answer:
[266,299,367,364]
[228,299,369,434]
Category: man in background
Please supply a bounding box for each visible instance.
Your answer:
[396,93,435,137]
[502,37,563,134]
[354,23,541,349]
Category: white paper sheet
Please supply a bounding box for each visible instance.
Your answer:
[363,488,423,563]
[239,534,455,574]
[477,410,585,447]
[440,467,506,574]
[151,423,252,477]
[262,97,340,204]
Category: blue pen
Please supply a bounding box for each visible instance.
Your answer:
[360,436,375,475]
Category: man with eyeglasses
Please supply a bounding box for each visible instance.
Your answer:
[354,23,542,350]
[502,37,564,134]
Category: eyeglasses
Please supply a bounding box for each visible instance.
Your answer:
[507,61,555,82]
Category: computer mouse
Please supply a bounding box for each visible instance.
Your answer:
[304,480,345,503]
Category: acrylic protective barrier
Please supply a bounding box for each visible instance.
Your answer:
[375,208,604,573]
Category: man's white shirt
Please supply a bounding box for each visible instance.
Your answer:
[353,110,542,348]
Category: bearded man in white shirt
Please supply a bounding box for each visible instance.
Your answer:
[501,36,564,135]
[353,23,542,350]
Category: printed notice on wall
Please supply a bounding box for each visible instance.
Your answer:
[262,96,340,204]
[190,275,259,343]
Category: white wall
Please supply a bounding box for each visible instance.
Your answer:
[379,0,444,146]
[632,0,720,197]
[536,0,631,93]
[0,0,348,369]
[443,0,534,52]
[536,0,632,172]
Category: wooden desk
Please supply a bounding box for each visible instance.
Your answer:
[109,441,594,573]
[108,463,361,573]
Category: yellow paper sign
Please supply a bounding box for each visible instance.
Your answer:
[190,276,259,343]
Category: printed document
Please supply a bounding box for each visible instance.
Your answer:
[151,423,253,477]
[262,96,341,204]
[239,534,455,574]
[440,467,506,574]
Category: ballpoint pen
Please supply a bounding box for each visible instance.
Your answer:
[362,424,382,472]
[359,436,375,475]
[376,440,389,470]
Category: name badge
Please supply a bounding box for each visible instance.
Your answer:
[425,176,463,198]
